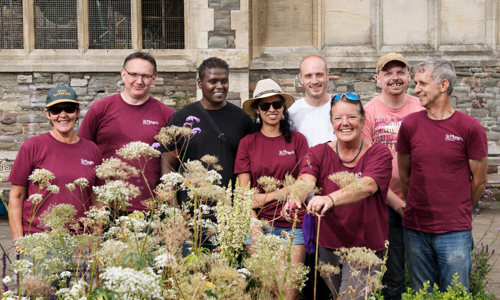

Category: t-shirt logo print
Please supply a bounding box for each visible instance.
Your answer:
[143,119,159,125]
[445,134,463,142]
[279,150,295,156]
[81,159,95,166]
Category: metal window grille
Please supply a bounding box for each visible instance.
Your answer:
[34,0,78,49]
[89,0,131,49]
[142,0,184,49]
[0,0,23,49]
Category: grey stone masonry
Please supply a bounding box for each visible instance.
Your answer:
[0,71,196,189]
[208,0,239,49]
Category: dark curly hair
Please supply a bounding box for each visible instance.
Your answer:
[198,57,229,80]
[251,96,292,143]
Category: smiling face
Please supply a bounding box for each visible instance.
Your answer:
[299,56,329,101]
[255,95,284,127]
[331,100,364,143]
[121,58,157,102]
[197,67,229,109]
[46,103,80,136]
[413,67,447,109]
[376,61,411,97]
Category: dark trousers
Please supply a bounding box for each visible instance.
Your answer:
[302,252,332,299]
[382,206,405,300]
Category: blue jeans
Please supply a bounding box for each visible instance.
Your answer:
[383,206,405,300]
[404,228,472,292]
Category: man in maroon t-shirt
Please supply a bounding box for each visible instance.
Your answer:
[396,58,487,292]
[79,52,175,212]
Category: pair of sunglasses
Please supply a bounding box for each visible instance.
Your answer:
[258,100,284,111]
[332,92,360,101]
[48,104,79,115]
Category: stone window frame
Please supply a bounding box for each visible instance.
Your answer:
[0,0,192,73]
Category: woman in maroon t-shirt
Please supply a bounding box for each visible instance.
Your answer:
[235,78,308,300]
[288,93,392,299]
[8,85,101,240]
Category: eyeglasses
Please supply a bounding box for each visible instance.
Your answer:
[123,68,155,81]
[258,100,284,111]
[332,92,360,101]
[48,104,78,115]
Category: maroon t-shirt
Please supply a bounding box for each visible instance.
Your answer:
[8,133,102,234]
[300,142,392,251]
[79,94,174,211]
[234,131,309,228]
[396,110,488,233]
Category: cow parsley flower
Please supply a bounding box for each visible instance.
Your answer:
[95,157,140,180]
[74,178,89,188]
[28,194,43,205]
[116,141,161,161]
[28,168,55,188]
[47,185,60,194]
[101,266,162,299]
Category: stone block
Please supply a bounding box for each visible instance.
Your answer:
[475,73,490,78]
[0,111,16,125]
[470,108,489,118]
[0,88,3,99]
[208,35,227,48]
[33,73,52,83]
[454,85,471,93]
[17,75,32,84]
[488,130,500,141]
[0,124,23,135]
[333,73,355,85]
[16,112,47,124]
[53,73,70,84]
[481,78,499,88]
[353,81,376,93]
[485,87,500,94]
[215,18,231,30]
[471,68,483,73]
[227,99,241,107]
[88,75,121,91]
[72,87,88,96]
[171,91,187,98]
[71,78,88,87]
[221,0,240,10]
[456,72,474,76]
[462,77,480,86]
[29,83,56,90]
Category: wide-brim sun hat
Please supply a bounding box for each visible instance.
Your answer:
[243,78,295,118]
[46,85,79,107]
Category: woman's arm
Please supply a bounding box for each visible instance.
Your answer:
[307,176,379,215]
[237,172,282,209]
[8,184,26,241]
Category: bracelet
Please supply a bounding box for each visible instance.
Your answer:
[326,194,335,206]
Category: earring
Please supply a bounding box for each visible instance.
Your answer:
[255,114,261,124]
[281,114,285,120]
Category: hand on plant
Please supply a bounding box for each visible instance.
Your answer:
[307,195,335,215]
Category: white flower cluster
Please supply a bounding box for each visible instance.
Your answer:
[95,157,139,180]
[154,251,177,269]
[216,182,253,265]
[158,172,184,190]
[28,168,55,188]
[27,194,43,205]
[55,278,88,300]
[84,207,111,224]
[101,266,162,299]
[74,178,89,188]
[47,184,60,194]
[93,180,140,208]
[116,141,161,161]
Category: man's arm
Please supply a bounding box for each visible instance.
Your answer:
[469,157,488,206]
[386,188,406,216]
[161,151,180,175]
[398,153,411,199]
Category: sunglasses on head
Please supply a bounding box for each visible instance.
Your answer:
[48,104,78,115]
[258,100,284,111]
[332,92,360,101]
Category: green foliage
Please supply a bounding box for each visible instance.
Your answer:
[402,273,493,300]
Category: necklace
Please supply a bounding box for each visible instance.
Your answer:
[336,139,364,163]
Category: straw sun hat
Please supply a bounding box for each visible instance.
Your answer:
[242,78,295,118]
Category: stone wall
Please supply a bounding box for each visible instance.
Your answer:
[0,71,196,188]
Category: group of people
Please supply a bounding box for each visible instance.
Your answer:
[7,51,487,300]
